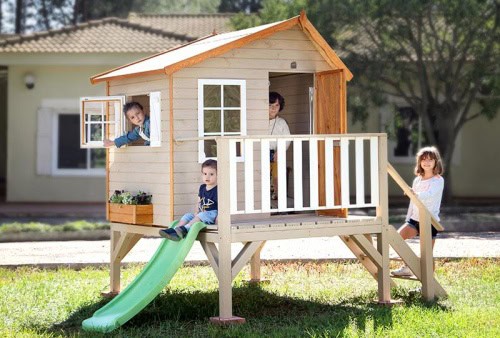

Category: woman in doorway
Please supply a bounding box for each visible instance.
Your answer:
[269,91,291,201]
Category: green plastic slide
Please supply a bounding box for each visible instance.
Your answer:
[82,221,206,333]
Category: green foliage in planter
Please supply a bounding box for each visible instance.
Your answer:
[109,190,152,205]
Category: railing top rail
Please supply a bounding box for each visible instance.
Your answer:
[387,163,445,231]
[175,133,387,143]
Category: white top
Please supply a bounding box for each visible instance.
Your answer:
[138,126,150,141]
[406,175,444,222]
[269,116,291,151]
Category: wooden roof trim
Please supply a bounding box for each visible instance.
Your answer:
[90,33,216,84]
[91,69,165,84]
[298,12,353,81]
[163,16,300,75]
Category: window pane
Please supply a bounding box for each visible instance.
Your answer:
[58,115,86,169]
[224,110,240,133]
[83,101,103,114]
[90,124,103,141]
[204,85,221,107]
[204,139,217,158]
[204,109,221,133]
[223,85,240,107]
[90,115,102,122]
[91,149,106,168]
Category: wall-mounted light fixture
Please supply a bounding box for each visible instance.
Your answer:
[24,73,35,89]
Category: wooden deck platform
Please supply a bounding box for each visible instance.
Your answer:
[110,213,382,242]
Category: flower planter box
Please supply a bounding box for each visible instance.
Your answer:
[108,203,153,225]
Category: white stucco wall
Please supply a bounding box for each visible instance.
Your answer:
[3,53,158,202]
[348,102,500,198]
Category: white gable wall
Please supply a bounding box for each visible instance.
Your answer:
[171,27,331,219]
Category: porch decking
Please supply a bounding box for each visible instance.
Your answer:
[110,213,380,241]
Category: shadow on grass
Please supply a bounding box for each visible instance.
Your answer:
[43,283,450,337]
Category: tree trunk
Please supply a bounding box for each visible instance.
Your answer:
[436,115,457,204]
[15,0,23,34]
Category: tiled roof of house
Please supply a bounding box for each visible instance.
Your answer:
[127,13,234,39]
[0,14,235,53]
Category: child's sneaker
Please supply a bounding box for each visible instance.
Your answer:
[159,226,188,241]
[391,265,413,277]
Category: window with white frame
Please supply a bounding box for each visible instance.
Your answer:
[198,79,246,162]
[80,93,161,148]
[53,112,105,176]
[80,96,125,148]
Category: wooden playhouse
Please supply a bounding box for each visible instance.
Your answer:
[82,12,446,324]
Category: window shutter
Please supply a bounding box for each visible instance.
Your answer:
[36,107,53,175]
[149,91,162,147]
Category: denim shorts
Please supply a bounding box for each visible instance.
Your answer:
[406,218,438,239]
[181,210,218,225]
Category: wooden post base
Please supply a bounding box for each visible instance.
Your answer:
[375,299,404,307]
[101,291,119,299]
[245,278,271,285]
[210,316,246,325]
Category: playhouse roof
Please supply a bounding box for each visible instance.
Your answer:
[91,13,353,84]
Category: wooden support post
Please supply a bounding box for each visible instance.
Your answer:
[376,135,392,304]
[419,209,435,300]
[109,230,121,295]
[107,226,143,297]
[250,241,266,282]
[210,138,245,325]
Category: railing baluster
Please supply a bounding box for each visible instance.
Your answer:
[325,137,334,208]
[309,139,319,209]
[244,139,254,213]
[340,138,350,208]
[355,138,365,206]
[261,139,271,212]
[370,137,379,206]
[229,139,238,214]
[277,139,288,211]
[293,139,303,210]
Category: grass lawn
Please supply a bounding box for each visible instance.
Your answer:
[0,258,498,337]
[0,221,109,234]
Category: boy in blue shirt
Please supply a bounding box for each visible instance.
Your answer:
[103,102,150,148]
[160,159,218,241]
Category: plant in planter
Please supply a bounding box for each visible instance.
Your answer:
[108,190,153,225]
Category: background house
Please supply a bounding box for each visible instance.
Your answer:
[0,13,234,202]
[1,11,498,203]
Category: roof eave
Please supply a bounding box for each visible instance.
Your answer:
[298,11,353,81]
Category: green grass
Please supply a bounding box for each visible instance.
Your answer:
[0,220,110,234]
[0,259,498,337]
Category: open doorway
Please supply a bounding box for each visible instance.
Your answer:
[269,72,314,209]
[0,66,7,201]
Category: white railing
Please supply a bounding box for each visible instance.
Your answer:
[216,134,385,215]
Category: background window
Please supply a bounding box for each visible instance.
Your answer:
[54,113,105,175]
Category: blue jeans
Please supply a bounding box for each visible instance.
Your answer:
[181,210,218,225]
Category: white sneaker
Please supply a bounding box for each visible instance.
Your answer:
[391,265,413,277]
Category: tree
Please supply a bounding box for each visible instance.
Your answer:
[232,0,500,200]
[219,0,262,13]
[0,0,220,34]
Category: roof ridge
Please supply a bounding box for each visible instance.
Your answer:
[129,12,235,18]
[0,17,193,48]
